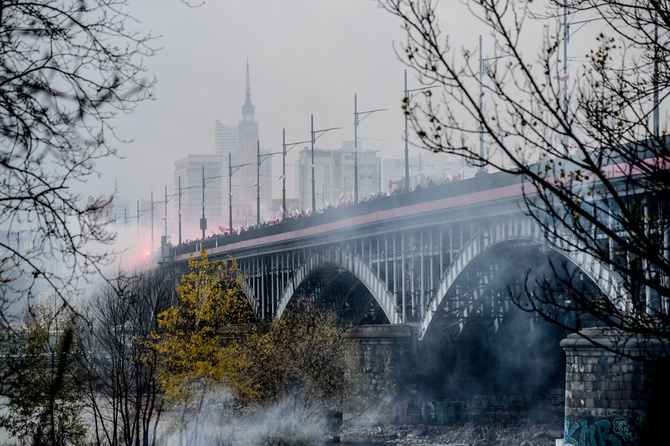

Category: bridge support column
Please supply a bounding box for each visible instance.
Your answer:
[346,324,417,426]
[560,328,667,446]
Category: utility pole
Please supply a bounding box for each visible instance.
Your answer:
[353,94,386,203]
[404,70,436,191]
[257,140,261,225]
[200,165,206,240]
[310,115,340,212]
[282,129,310,217]
[229,153,255,233]
[178,176,182,245]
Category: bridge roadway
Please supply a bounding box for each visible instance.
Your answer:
[165,168,624,341]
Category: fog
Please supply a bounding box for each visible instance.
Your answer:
[94,1,482,214]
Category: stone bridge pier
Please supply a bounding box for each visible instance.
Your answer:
[561,328,668,446]
[346,324,419,425]
[345,324,668,446]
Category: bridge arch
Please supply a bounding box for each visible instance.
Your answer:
[419,218,626,340]
[275,251,400,325]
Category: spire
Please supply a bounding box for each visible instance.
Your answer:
[245,59,251,101]
[242,59,255,121]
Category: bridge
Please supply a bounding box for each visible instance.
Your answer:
[160,157,667,441]
[164,165,629,341]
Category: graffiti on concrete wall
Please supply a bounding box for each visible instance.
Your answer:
[564,417,642,446]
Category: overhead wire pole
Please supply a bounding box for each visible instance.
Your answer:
[560,5,600,156]
[479,35,510,169]
[479,35,484,164]
[310,114,340,212]
[173,177,202,245]
[354,94,386,204]
[200,166,228,240]
[563,0,569,155]
[164,186,168,237]
[150,191,154,254]
[281,129,310,218]
[257,141,261,225]
[228,152,255,234]
[404,70,437,192]
[162,184,188,242]
[201,165,206,240]
[256,140,282,225]
[160,184,187,258]
[653,12,659,138]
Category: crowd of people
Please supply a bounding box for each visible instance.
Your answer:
[175,172,467,250]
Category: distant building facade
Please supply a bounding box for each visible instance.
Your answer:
[383,152,473,191]
[174,154,224,239]
[297,142,381,210]
[215,120,238,157]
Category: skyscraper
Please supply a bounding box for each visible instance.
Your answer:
[297,142,381,210]
[226,61,273,229]
[215,120,238,157]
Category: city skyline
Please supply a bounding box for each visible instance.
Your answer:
[95,1,476,210]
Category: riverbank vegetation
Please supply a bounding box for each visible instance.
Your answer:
[0,249,356,445]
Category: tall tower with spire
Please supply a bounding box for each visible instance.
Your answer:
[229,61,272,228]
[238,60,258,153]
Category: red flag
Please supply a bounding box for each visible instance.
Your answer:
[444,176,452,183]
[454,169,463,181]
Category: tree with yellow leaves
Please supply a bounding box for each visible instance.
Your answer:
[150,249,255,446]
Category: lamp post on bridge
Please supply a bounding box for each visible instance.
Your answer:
[353,94,386,204]
[170,176,206,245]
[404,70,437,192]
[558,3,601,155]
[282,129,310,218]
[310,114,340,212]
[162,181,194,246]
[129,196,159,254]
[228,153,255,233]
[478,35,511,168]
[256,139,282,225]
[200,166,228,240]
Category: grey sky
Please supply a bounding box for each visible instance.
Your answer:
[98,0,478,204]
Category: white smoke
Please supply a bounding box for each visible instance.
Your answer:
[155,387,330,446]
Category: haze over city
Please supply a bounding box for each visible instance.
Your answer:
[98,0,479,208]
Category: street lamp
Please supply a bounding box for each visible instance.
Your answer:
[310,114,340,212]
[163,179,193,246]
[228,153,255,233]
[478,35,511,168]
[559,3,601,154]
[201,165,206,240]
[129,196,160,252]
[282,129,310,217]
[404,70,437,191]
[256,139,282,225]
[201,165,228,240]
[353,94,386,204]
